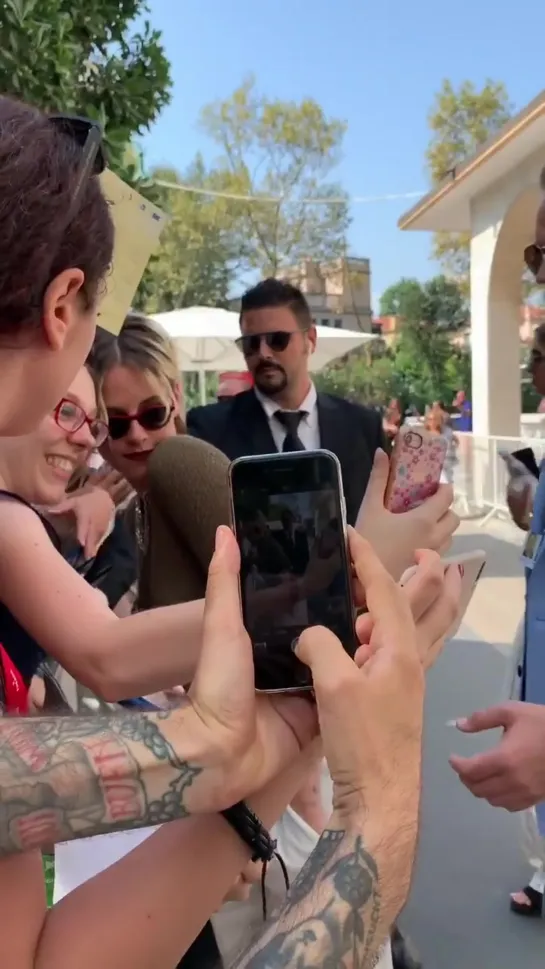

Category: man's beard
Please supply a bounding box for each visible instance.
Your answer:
[253,362,288,397]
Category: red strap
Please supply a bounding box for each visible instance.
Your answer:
[0,644,28,713]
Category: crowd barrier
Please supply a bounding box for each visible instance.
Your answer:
[452,432,545,523]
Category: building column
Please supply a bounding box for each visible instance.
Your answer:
[470,210,521,439]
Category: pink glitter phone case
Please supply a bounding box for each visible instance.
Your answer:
[385,426,448,513]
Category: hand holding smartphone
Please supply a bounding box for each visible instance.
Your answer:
[229,450,356,693]
[385,425,448,513]
[401,549,486,639]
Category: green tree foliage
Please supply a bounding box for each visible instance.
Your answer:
[135,159,236,313]
[379,275,467,329]
[314,346,398,406]
[199,76,351,276]
[319,275,471,410]
[426,79,512,290]
[0,0,172,180]
[391,322,470,410]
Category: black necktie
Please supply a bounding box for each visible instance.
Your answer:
[275,410,307,452]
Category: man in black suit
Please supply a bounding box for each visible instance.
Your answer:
[187,278,387,526]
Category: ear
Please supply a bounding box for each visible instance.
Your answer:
[172,379,184,415]
[42,269,86,351]
[307,323,317,355]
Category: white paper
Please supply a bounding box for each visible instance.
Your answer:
[53,825,160,903]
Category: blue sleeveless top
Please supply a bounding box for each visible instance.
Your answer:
[0,490,60,686]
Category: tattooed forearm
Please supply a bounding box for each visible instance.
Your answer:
[0,707,202,856]
[233,827,386,969]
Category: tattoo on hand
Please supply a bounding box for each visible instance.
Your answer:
[234,829,382,969]
[0,709,202,855]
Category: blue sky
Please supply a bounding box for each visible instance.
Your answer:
[142,0,543,311]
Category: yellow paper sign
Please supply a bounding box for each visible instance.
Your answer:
[97,170,167,335]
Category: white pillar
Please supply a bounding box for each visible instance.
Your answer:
[470,199,521,438]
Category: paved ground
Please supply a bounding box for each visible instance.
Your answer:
[401,516,544,967]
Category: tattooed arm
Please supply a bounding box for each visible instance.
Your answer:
[0,708,205,855]
[0,700,313,857]
[233,813,414,969]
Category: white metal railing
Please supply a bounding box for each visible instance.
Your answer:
[452,432,545,523]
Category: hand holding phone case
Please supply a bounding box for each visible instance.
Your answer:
[385,426,448,513]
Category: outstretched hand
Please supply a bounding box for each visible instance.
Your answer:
[450,701,545,811]
[355,449,459,580]
[295,527,424,820]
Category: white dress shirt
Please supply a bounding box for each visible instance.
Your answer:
[254,384,320,451]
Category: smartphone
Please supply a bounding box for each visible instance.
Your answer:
[385,425,448,513]
[500,448,540,480]
[229,450,357,693]
[400,549,486,638]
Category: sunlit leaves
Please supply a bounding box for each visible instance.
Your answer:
[426,79,512,290]
[199,76,350,276]
[0,0,172,180]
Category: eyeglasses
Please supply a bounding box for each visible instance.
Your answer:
[54,398,109,447]
[108,404,173,441]
[235,329,307,357]
[524,243,545,277]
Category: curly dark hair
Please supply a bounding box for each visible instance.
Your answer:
[0,97,114,337]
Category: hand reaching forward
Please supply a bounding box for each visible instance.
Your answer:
[355,449,459,580]
[450,701,545,811]
[295,527,424,820]
[355,548,461,670]
[50,487,115,558]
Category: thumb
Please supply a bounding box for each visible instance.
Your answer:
[456,704,515,733]
[356,449,389,519]
[295,625,356,696]
[191,526,253,710]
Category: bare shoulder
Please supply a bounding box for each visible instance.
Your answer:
[0,496,49,542]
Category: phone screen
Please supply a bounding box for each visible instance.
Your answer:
[230,450,357,692]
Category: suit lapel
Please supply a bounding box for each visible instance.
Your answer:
[233,390,278,455]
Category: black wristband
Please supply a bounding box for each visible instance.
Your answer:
[220,801,277,863]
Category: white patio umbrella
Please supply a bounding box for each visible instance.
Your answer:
[152,306,375,404]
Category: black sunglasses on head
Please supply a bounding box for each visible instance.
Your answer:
[235,329,307,357]
[48,114,105,228]
[108,404,173,441]
[32,114,106,305]
[524,243,545,277]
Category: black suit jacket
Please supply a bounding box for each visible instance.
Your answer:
[186,390,387,526]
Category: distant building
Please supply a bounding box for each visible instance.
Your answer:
[230,257,373,332]
[283,257,372,332]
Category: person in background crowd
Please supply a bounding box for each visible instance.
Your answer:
[383,398,402,441]
[0,91,464,969]
[450,174,545,917]
[452,389,472,431]
[424,403,458,485]
[217,370,254,401]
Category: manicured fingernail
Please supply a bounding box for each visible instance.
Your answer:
[291,636,300,654]
[215,525,229,551]
[456,717,469,729]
